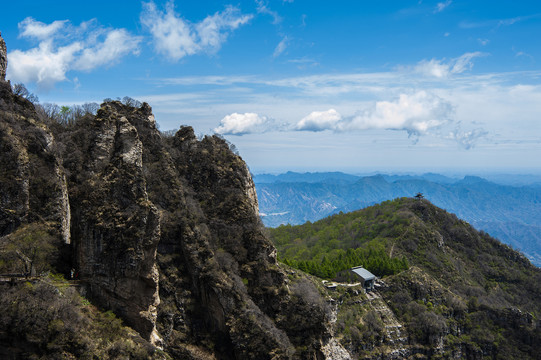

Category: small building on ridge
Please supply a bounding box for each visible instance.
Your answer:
[350,266,376,292]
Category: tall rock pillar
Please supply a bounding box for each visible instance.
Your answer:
[0,32,7,81]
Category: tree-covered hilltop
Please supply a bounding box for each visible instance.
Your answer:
[256,172,541,266]
[268,198,541,359]
[269,201,411,279]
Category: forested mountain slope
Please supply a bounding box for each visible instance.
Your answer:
[269,198,541,359]
[256,172,541,265]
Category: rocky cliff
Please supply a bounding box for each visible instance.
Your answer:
[0,32,6,81]
[68,102,161,344]
[0,79,70,245]
[0,44,349,358]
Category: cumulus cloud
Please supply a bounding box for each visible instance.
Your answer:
[295,91,454,137]
[295,109,342,131]
[214,112,271,135]
[414,52,485,78]
[7,17,141,89]
[345,91,453,136]
[141,1,252,61]
[292,92,488,148]
[8,43,82,87]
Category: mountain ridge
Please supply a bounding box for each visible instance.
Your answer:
[268,197,541,359]
[255,171,541,265]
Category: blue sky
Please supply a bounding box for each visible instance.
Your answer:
[1,1,541,174]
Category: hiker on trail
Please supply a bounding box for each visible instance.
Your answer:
[70,268,75,279]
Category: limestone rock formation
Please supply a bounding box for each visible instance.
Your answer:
[68,102,161,344]
[0,80,70,244]
[0,32,6,81]
[0,32,349,358]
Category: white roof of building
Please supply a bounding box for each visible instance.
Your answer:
[351,266,376,281]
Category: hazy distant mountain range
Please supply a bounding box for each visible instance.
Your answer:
[254,171,541,266]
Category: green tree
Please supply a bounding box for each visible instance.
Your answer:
[0,224,58,276]
[60,105,71,123]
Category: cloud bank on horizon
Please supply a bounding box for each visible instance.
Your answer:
[214,90,487,149]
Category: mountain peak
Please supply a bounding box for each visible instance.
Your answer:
[460,175,489,184]
[269,197,541,359]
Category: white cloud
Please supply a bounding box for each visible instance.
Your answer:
[273,36,288,58]
[148,65,541,151]
[295,91,454,138]
[141,2,196,59]
[214,112,270,135]
[7,17,141,89]
[448,128,488,149]
[75,29,141,71]
[196,7,252,49]
[434,0,452,13]
[296,109,342,131]
[451,52,484,74]
[346,91,453,136]
[287,57,319,69]
[498,16,522,27]
[18,17,67,40]
[256,0,282,24]
[141,1,252,61]
[414,59,450,78]
[514,50,534,61]
[414,52,485,78]
[8,42,82,88]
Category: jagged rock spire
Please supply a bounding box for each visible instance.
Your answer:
[0,31,7,81]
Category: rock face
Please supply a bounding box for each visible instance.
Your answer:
[61,103,349,358]
[0,80,70,244]
[68,102,161,343]
[0,75,348,357]
[154,128,322,358]
[0,32,6,81]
